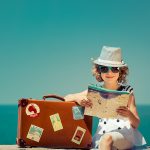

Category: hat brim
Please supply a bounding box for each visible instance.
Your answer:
[93,59,127,67]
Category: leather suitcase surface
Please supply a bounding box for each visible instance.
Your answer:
[17,95,92,149]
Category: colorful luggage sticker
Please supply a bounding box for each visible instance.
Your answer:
[72,106,84,120]
[50,113,63,132]
[27,124,44,142]
[26,103,40,118]
[71,126,86,145]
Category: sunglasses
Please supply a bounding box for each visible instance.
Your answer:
[98,66,120,73]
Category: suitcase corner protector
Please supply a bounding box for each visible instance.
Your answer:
[16,138,26,147]
[18,98,29,107]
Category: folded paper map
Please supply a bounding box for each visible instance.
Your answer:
[84,84,130,118]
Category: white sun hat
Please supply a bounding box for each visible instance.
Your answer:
[93,46,127,67]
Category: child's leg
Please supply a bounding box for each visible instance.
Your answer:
[104,132,133,150]
[98,134,113,150]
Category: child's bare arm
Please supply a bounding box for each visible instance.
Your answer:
[64,90,92,107]
[117,94,140,128]
[64,90,87,101]
[128,94,140,128]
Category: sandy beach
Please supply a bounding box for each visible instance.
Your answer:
[0,145,150,150]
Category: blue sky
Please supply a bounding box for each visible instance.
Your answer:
[0,0,150,104]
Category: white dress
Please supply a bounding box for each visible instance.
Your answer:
[92,85,147,149]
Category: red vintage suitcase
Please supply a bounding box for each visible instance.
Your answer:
[17,95,92,149]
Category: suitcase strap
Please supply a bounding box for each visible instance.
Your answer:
[43,94,65,101]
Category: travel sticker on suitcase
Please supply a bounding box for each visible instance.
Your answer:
[50,113,63,132]
[26,103,40,118]
[72,106,84,120]
[27,124,44,142]
[71,126,86,145]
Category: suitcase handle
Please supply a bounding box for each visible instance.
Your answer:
[43,95,65,101]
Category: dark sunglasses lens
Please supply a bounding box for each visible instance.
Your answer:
[111,67,119,73]
[98,66,109,73]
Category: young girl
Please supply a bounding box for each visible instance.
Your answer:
[64,46,146,150]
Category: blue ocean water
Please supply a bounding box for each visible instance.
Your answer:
[0,105,149,145]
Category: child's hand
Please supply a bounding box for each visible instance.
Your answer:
[77,98,93,108]
[116,106,133,118]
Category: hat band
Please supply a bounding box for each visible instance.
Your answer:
[97,59,124,65]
